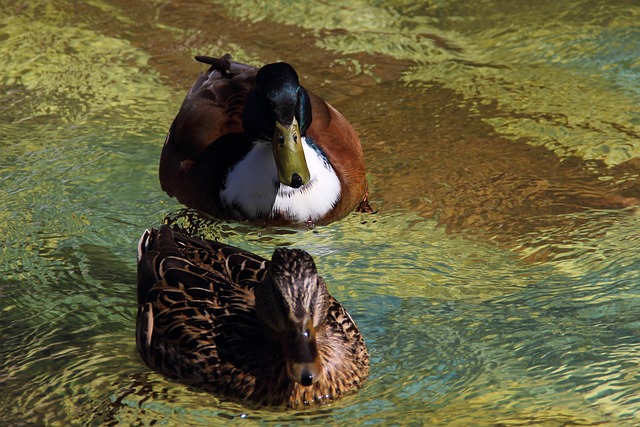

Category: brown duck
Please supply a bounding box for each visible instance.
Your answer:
[159,54,369,226]
[136,225,369,407]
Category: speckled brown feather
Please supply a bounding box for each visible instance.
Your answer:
[158,54,368,225]
[136,225,369,408]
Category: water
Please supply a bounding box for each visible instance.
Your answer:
[1,0,639,425]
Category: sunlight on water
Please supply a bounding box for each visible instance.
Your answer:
[213,0,640,166]
[1,0,639,426]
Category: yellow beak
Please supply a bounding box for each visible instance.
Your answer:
[272,117,311,188]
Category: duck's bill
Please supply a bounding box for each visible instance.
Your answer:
[272,118,311,189]
[283,318,323,386]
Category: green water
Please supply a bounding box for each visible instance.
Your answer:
[1,0,639,425]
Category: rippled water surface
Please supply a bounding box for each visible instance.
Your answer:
[1,1,639,425]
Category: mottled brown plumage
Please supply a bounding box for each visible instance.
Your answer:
[159,54,369,226]
[136,225,369,408]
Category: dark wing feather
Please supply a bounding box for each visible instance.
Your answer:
[136,226,285,402]
[169,56,255,158]
[159,56,258,216]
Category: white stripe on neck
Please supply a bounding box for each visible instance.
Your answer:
[220,137,341,223]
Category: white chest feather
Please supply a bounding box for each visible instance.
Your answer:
[220,138,341,223]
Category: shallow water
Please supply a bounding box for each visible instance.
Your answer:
[1,0,639,425]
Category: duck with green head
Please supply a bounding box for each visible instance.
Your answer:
[160,54,369,226]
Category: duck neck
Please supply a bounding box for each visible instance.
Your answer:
[220,137,341,223]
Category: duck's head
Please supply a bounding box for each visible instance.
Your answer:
[256,248,329,386]
[243,62,312,189]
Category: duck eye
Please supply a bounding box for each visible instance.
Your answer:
[293,134,298,143]
[278,135,285,146]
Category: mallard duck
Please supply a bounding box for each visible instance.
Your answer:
[159,54,369,226]
[136,225,369,408]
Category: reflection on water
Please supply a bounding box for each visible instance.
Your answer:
[1,0,639,426]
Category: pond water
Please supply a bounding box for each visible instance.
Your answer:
[1,0,639,425]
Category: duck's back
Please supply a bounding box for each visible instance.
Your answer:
[158,57,258,214]
[136,226,276,400]
[172,57,256,157]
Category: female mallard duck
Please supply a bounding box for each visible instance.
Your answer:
[159,54,369,227]
[136,225,369,407]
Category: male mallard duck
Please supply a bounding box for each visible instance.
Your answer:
[159,54,369,226]
[136,225,369,407]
